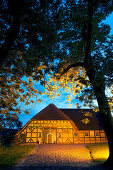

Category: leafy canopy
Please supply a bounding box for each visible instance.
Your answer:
[0,0,113,120]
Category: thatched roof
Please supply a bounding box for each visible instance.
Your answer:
[61,109,103,130]
[31,103,103,130]
[32,103,71,121]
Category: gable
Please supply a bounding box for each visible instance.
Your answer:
[31,103,71,121]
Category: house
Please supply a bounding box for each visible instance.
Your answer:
[16,103,107,144]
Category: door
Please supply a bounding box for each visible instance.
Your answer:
[47,133,53,143]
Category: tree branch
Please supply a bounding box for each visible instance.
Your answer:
[18,78,37,98]
[1,67,38,99]
[60,62,84,77]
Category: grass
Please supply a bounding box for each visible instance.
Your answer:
[87,143,109,162]
[0,145,36,168]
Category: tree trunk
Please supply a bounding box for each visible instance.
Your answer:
[93,84,113,166]
[83,1,113,166]
[85,63,113,166]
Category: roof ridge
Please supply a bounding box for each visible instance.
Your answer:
[31,103,71,120]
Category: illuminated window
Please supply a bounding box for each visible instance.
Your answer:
[100,132,105,137]
[39,133,41,137]
[85,132,89,136]
[90,131,94,137]
[96,132,99,136]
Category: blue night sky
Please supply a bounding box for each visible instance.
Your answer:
[18,13,113,126]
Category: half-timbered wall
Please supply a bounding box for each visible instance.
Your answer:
[18,120,107,144]
[78,130,107,143]
[19,120,77,144]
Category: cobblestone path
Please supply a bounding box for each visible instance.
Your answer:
[14,144,111,170]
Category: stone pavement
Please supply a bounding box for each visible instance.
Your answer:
[13,144,112,170]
